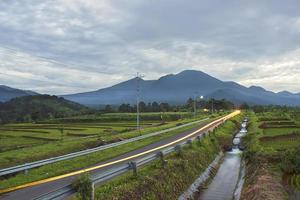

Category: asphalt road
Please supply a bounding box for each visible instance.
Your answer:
[0,117,209,177]
[0,119,222,200]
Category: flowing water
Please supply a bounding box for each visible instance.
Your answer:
[198,120,247,200]
[198,148,242,200]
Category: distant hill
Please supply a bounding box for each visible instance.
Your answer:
[0,85,38,102]
[62,70,300,106]
[0,95,91,124]
[277,91,298,98]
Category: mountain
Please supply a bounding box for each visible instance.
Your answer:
[0,85,38,102]
[0,95,91,124]
[62,70,300,106]
[277,91,294,96]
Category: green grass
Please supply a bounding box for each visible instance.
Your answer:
[262,140,300,152]
[241,111,290,200]
[70,114,241,200]
[214,114,243,150]
[262,128,300,137]
[243,110,300,199]
[0,117,215,189]
[248,110,300,154]
[0,112,212,168]
[259,123,300,153]
[91,137,220,200]
[45,112,198,123]
[0,136,46,152]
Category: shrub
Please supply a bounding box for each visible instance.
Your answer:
[72,173,93,200]
[280,146,300,174]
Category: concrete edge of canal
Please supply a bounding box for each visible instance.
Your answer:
[179,118,248,200]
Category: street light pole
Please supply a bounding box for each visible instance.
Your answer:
[194,94,204,117]
[199,95,204,113]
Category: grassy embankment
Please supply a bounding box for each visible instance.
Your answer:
[69,113,243,200]
[241,110,300,200]
[0,112,226,190]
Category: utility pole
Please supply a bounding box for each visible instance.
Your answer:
[194,93,197,117]
[211,98,214,114]
[136,72,144,134]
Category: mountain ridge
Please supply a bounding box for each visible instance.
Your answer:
[62,70,300,106]
[0,95,91,123]
[0,85,38,102]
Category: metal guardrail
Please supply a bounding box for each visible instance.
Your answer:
[33,122,219,200]
[0,118,209,177]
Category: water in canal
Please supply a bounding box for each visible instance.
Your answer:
[198,120,247,200]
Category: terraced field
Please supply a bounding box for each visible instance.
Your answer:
[259,125,300,152]
[0,122,142,151]
[252,110,300,195]
[0,112,212,168]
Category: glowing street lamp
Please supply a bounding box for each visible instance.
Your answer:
[194,95,204,117]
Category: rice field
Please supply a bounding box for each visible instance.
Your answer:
[254,110,300,194]
[0,112,211,168]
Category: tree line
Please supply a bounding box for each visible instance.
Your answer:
[103,98,235,113]
[0,95,92,124]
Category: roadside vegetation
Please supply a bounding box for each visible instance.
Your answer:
[0,95,232,168]
[0,112,216,168]
[0,95,235,192]
[70,114,242,200]
[0,115,218,190]
[241,107,300,200]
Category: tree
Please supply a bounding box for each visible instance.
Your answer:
[146,103,152,112]
[104,105,113,113]
[186,97,194,109]
[152,102,160,112]
[240,103,250,110]
[139,101,147,112]
[23,114,32,122]
[160,103,170,112]
[118,104,132,112]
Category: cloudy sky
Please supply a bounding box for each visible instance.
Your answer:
[1,0,300,94]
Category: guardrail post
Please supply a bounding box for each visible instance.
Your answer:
[129,162,137,176]
[196,135,202,145]
[175,144,182,156]
[91,182,95,200]
[24,169,29,175]
[157,151,167,168]
[213,128,217,136]
[187,139,193,147]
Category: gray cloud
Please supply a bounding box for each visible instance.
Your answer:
[0,0,300,94]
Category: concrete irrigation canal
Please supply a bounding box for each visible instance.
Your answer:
[199,119,248,200]
[179,118,248,200]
